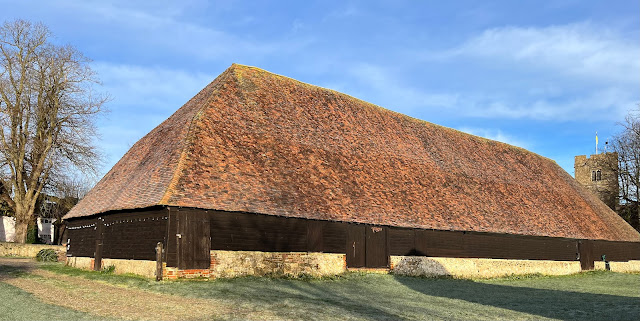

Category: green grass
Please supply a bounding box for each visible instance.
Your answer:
[0,281,102,320]
[39,263,640,320]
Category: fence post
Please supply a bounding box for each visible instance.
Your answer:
[156,242,163,281]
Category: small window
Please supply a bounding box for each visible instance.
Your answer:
[596,170,602,181]
[592,171,597,181]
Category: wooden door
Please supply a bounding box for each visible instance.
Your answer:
[366,226,388,268]
[307,220,324,253]
[578,240,595,270]
[346,224,366,268]
[179,210,211,269]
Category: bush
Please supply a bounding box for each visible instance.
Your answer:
[35,249,58,262]
[101,265,116,274]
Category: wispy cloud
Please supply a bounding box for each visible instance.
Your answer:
[457,87,636,121]
[431,22,640,85]
[342,63,460,111]
[92,62,215,168]
[54,0,312,62]
[337,22,638,122]
[457,127,529,149]
[93,62,214,113]
[335,61,635,122]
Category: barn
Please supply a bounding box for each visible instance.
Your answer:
[63,64,640,279]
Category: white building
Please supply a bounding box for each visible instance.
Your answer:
[37,217,56,244]
[0,216,56,244]
[0,216,16,242]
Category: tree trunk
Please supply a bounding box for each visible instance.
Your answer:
[635,203,640,232]
[13,206,34,244]
[14,218,28,244]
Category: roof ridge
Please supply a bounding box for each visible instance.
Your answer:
[232,64,545,161]
[159,65,238,204]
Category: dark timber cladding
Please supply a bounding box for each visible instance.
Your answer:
[66,207,640,270]
[166,208,210,269]
[66,209,168,260]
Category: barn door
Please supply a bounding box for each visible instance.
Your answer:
[346,224,388,268]
[578,240,594,270]
[176,210,211,270]
[346,224,366,268]
[366,226,388,268]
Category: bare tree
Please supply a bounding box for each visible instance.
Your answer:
[0,20,106,243]
[37,176,90,244]
[610,106,640,231]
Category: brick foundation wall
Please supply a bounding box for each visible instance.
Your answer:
[390,256,583,278]
[163,265,211,279]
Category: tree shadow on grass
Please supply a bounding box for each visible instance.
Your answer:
[394,274,640,320]
[208,276,406,320]
[0,258,38,280]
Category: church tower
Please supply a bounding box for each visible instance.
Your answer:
[574,152,619,210]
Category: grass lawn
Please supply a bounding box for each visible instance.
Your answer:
[0,270,100,321]
[36,263,640,320]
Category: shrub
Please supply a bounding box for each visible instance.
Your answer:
[36,249,58,262]
[101,265,116,274]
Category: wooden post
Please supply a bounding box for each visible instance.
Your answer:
[156,242,163,281]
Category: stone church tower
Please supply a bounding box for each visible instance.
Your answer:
[574,152,619,210]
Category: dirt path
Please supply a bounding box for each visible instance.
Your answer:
[0,258,267,320]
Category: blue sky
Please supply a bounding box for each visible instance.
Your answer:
[1,0,638,180]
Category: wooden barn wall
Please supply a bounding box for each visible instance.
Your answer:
[208,210,639,262]
[66,217,97,257]
[389,228,578,261]
[100,210,168,261]
[66,210,168,260]
[209,210,347,254]
[67,207,640,268]
[591,240,640,261]
[209,210,308,252]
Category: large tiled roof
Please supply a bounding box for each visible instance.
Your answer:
[64,64,640,242]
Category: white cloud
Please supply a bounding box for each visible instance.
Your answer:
[53,0,310,61]
[457,127,529,149]
[343,63,461,110]
[337,62,635,122]
[324,4,362,20]
[92,62,214,112]
[434,22,640,85]
[461,87,636,121]
[339,22,639,122]
[91,62,215,170]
